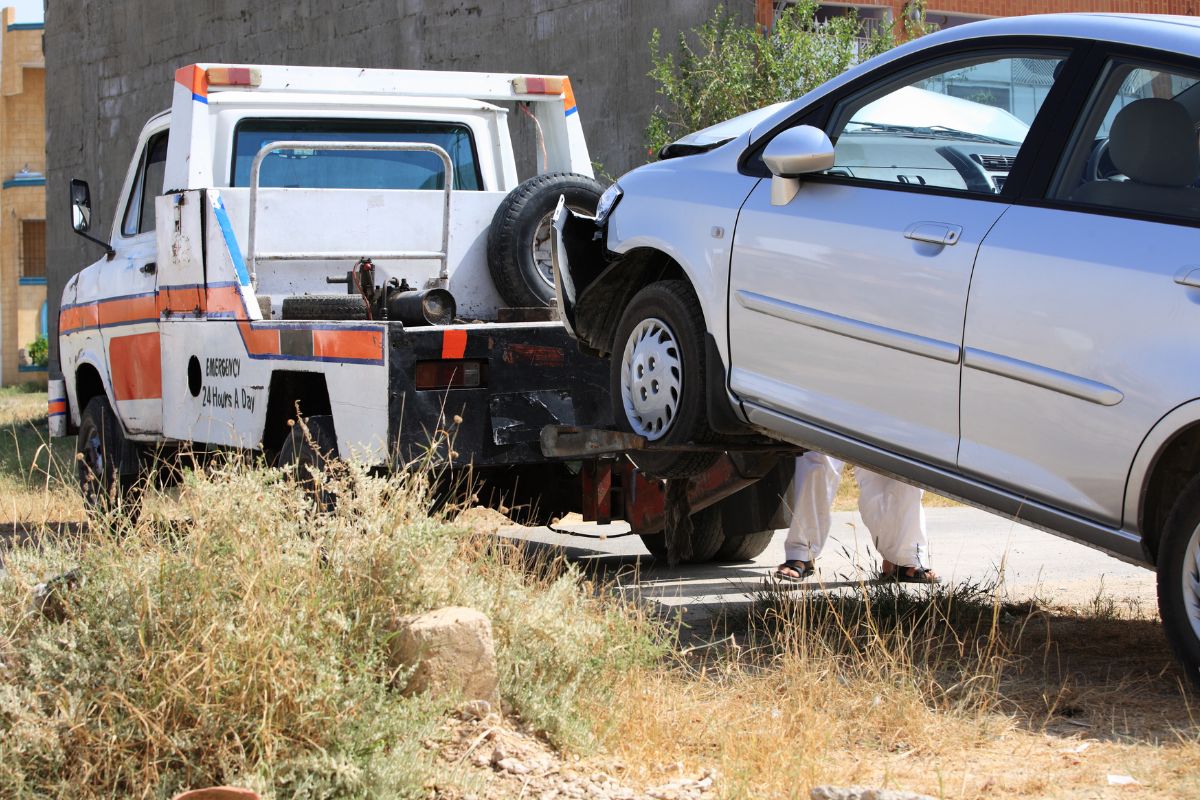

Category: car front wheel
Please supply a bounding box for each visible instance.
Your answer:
[610,280,718,479]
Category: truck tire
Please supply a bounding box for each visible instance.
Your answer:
[281,294,369,321]
[639,505,726,563]
[611,280,718,479]
[277,415,339,511]
[76,395,142,514]
[487,172,603,308]
[1156,474,1200,688]
[715,530,776,561]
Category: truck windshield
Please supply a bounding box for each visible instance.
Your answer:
[231,119,483,190]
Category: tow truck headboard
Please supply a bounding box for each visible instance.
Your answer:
[163,63,593,192]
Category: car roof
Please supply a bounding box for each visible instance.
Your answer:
[749,13,1200,144]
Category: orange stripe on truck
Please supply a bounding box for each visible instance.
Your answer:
[313,329,385,362]
[109,332,162,401]
[441,329,467,359]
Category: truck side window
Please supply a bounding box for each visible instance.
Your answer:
[120,131,169,237]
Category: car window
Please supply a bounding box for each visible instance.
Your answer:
[1049,60,1200,223]
[231,119,482,191]
[826,53,1066,194]
[120,131,168,237]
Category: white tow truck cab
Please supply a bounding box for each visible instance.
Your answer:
[52,62,794,563]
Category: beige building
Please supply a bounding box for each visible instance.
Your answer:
[0,7,43,387]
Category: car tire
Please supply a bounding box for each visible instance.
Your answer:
[76,395,142,514]
[276,414,339,511]
[281,294,369,321]
[487,172,603,308]
[611,280,719,479]
[1157,474,1200,688]
[639,504,726,563]
[715,529,776,562]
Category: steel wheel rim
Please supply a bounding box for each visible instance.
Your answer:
[1184,522,1200,642]
[531,204,588,290]
[620,316,682,440]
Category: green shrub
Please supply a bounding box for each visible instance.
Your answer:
[24,335,47,368]
[646,0,930,154]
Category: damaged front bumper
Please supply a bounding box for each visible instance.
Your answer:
[551,196,608,342]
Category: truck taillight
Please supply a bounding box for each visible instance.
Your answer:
[206,67,261,87]
[415,360,485,390]
[512,76,565,95]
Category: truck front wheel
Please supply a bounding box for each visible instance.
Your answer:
[76,395,142,514]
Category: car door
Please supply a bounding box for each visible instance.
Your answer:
[961,55,1200,525]
[100,127,168,435]
[729,48,1073,466]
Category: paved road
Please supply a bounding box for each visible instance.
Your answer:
[501,506,1159,627]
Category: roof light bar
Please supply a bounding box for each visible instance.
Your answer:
[512,76,565,95]
[206,67,262,88]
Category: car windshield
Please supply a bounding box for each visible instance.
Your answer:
[231,119,483,190]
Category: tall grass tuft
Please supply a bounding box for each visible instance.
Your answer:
[0,453,662,798]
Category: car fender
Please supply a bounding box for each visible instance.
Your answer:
[1125,398,1200,534]
[605,143,761,389]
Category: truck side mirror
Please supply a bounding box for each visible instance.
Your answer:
[70,178,115,258]
[70,178,92,232]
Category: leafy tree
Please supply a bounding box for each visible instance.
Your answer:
[26,334,48,368]
[646,0,929,154]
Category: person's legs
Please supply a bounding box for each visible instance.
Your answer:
[777,452,843,579]
[854,468,937,580]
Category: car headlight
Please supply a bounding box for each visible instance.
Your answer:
[594,182,623,226]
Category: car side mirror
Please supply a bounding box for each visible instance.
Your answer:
[70,178,92,232]
[70,177,115,258]
[762,125,836,206]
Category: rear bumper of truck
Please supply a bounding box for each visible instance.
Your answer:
[387,320,612,468]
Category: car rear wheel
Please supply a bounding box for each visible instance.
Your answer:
[1156,474,1200,688]
[611,280,718,479]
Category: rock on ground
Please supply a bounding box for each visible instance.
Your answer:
[811,787,936,800]
[390,606,500,707]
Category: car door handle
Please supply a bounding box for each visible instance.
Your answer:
[1174,266,1200,288]
[904,222,962,246]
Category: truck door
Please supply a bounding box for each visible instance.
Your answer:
[102,129,167,435]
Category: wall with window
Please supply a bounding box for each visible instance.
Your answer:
[0,8,44,386]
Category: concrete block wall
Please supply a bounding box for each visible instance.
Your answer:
[45,0,746,373]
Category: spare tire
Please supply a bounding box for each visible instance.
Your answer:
[281,294,369,321]
[487,172,603,308]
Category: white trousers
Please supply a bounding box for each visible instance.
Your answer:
[783,451,929,569]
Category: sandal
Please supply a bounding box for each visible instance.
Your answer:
[880,560,941,584]
[774,559,815,582]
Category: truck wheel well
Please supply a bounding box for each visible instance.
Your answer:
[1140,422,1200,561]
[74,364,106,418]
[262,371,332,455]
[573,247,687,355]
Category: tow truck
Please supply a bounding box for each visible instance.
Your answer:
[51,63,793,563]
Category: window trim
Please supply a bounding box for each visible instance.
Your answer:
[1016,43,1200,230]
[228,117,485,191]
[739,36,1094,205]
[119,130,169,239]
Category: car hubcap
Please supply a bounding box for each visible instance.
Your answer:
[620,317,682,440]
[1184,523,1200,642]
[531,205,588,290]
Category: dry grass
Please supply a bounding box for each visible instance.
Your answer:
[596,581,1200,799]
[4,392,1200,799]
[0,398,662,798]
[0,385,82,526]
